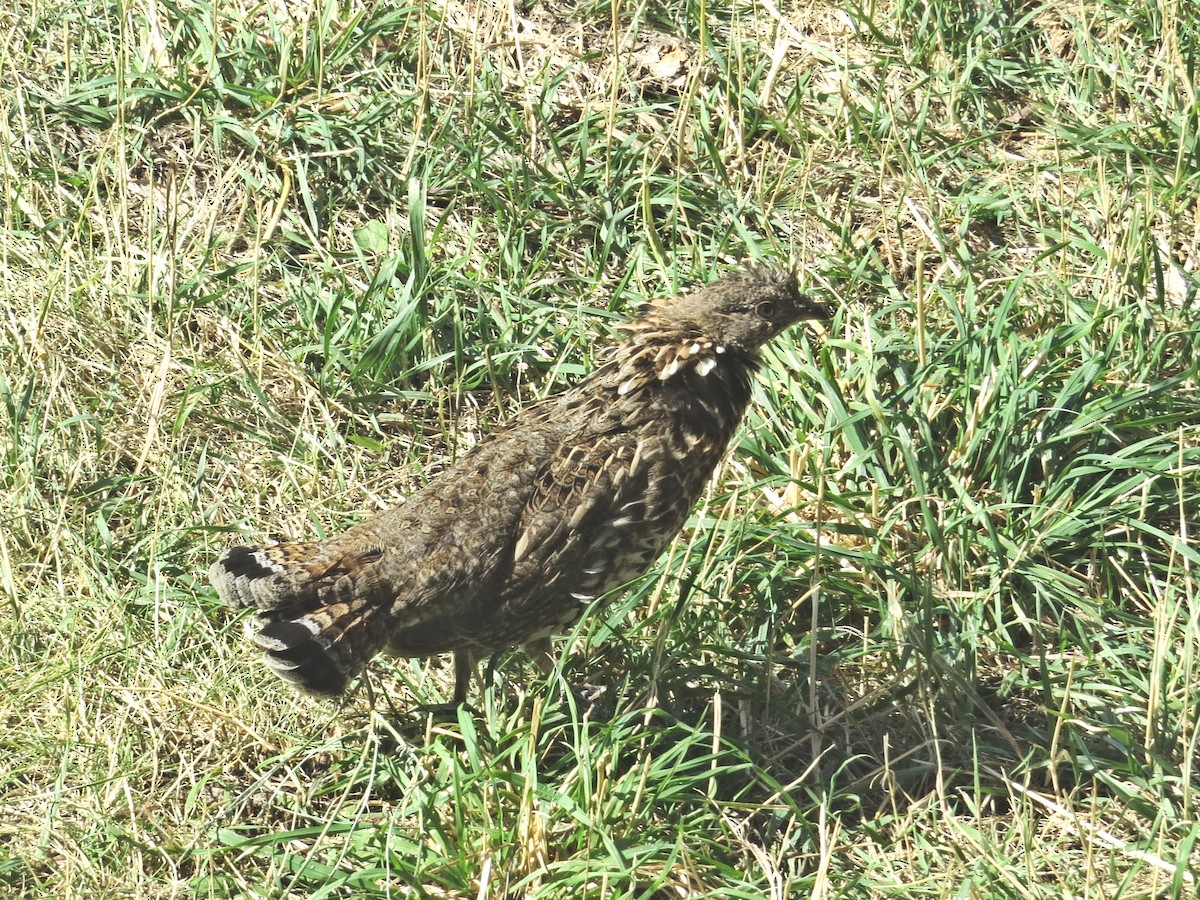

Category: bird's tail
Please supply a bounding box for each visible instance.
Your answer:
[209,541,391,695]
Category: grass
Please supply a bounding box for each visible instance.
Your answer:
[2,0,1199,895]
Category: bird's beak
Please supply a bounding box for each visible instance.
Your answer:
[799,294,833,322]
[787,294,833,336]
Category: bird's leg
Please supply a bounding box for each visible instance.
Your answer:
[523,636,555,677]
[452,649,477,706]
[411,651,479,721]
[525,636,611,715]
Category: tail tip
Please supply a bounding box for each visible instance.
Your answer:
[254,618,352,696]
[209,544,295,608]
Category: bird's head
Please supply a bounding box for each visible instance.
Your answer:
[639,268,830,353]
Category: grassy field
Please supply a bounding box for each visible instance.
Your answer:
[2,0,1199,896]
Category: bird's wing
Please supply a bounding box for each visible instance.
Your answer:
[382,422,665,654]
[346,422,566,625]
[498,425,676,617]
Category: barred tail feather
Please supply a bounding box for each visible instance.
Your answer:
[253,617,349,695]
[211,540,393,695]
[209,542,329,611]
[250,599,392,696]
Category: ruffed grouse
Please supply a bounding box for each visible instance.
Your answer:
[210,268,829,702]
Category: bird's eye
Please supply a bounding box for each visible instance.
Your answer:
[756,300,777,319]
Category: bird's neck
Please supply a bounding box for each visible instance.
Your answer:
[606,330,759,416]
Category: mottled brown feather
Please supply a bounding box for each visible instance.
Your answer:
[209,268,829,699]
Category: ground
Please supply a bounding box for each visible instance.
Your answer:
[1,0,1198,896]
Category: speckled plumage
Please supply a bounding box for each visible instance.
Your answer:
[210,268,829,701]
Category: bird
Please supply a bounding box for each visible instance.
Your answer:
[209,267,830,704]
